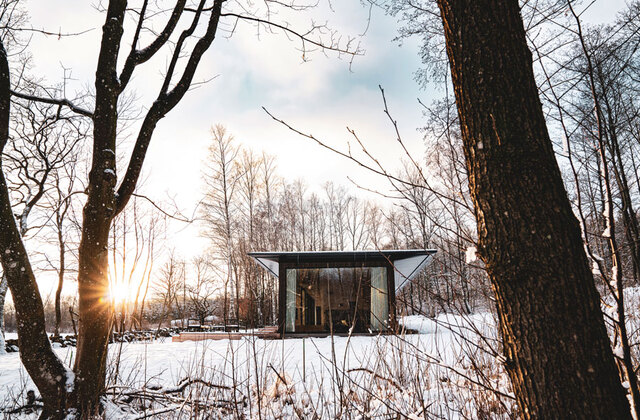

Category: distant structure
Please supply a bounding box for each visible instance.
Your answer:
[249,250,436,336]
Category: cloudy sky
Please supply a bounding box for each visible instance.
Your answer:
[23,0,430,279]
[24,0,626,200]
[19,0,626,295]
[27,0,427,193]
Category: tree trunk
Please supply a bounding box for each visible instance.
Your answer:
[0,40,69,418]
[0,276,7,355]
[72,0,126,412]
[54,219,65,338]
[436,0,631,418]
[1,0,225,415]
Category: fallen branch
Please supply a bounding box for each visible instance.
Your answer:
[347,367,402,391]
[165,377,232,393]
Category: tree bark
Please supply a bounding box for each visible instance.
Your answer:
[436,0,631,418]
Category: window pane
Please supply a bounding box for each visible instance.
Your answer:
[288,266,387,333]
[370,267,389,331]
[285,269,296,332]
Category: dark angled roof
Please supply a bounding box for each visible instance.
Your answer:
[248,249,435,261]
[248,249,437,291]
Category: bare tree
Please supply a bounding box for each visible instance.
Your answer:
[109,196,163,332]
[153,251,186,330]
[523,3,640,414]
[187,256,218,324]
[48,162,82,339]
[1,39,71,420]
[202,125,241,325]
[258,0,637,416]
[0,85,87,338]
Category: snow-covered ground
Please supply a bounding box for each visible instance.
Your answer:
[0,314,511,419]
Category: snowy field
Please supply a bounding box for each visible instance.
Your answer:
[0,314,512,419]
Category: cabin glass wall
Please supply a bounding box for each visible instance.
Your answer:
[293,267,388,333]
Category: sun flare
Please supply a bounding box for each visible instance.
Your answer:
[108,282,134,305]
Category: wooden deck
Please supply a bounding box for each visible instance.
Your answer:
[171,326,279,342]
[170,326,413,342]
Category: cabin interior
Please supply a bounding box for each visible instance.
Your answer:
[286,266,389,333]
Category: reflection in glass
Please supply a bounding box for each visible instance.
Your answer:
[285,266,388,333]
[285,269,297,332]
[370,267,389,331]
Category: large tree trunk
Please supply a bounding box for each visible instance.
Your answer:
[72,0,126,412]
[436,1,631,418]
[0,40,69,418]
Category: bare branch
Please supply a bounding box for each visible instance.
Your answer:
[118,0,187,92]
[219,12,362,58]
[9,89,93,117]
[115,0,224,215]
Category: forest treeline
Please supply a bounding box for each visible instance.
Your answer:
[151,123,490,329]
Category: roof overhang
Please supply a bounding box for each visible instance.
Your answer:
[248,249,437,292]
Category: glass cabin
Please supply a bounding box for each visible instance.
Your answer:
[249,250,436,335]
